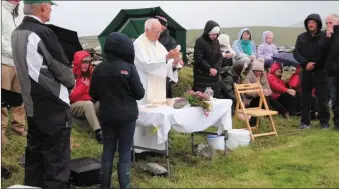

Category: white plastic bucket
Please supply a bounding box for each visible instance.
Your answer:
[226,129,251,150]
[207,135,225,150]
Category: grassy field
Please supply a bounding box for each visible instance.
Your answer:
[2,67,339,188]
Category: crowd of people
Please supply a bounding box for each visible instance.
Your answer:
[1,0,339,189]
[193,13,339,130]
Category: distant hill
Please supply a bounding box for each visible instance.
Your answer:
[79,26,306,52]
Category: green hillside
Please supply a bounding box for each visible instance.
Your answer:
[79,26,306,51]
[186,26,305,48]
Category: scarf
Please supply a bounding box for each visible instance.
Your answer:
[241,39,252,56]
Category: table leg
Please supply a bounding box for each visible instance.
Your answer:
[165,140,170,178]
[191,133,194,154]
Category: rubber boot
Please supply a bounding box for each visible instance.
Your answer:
[101,161,113,189]
[117,162,131,189]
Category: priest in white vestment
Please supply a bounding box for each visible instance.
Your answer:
[133,18,183,152]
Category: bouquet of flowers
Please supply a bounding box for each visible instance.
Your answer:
[184,90,212,117]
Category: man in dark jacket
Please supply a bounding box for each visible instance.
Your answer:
[89,32,144,189]
[154,13,181,98]
[193,20,223,94]
[11,1,75,188]
[293,14,331,129]
[325,14,339,130]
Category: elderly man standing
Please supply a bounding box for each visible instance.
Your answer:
[325,14,339,130]
[326,14,339,108]
[11,0,75,188]
[133,18,183,154]
[1,0,26,145]
[134,18,182,105]
[293,14,330,130]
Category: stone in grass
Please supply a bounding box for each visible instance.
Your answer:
[195,143,216,159]
[138,162,168,176]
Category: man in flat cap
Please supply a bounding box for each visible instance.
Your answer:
[11,0,75,188]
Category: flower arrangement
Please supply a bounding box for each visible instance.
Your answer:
[184,90,212,117]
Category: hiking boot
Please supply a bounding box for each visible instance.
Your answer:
[299,123,310,130]
[95,129,103,144]
[118,162,132,189]
[321,123,330,129]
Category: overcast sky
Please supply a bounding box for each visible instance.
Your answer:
[42,1,339,37]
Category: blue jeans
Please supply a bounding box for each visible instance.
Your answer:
[101,120,136,189]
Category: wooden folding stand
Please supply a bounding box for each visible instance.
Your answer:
[233,81,278,141]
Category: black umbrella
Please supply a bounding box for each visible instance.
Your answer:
[272,52,299,67]
[46,24,83,63]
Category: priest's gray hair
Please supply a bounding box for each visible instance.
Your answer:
[24,3,42,15]
[327,14,339,22]
[144,18,161,31]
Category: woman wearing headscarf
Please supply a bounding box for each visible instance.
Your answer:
[232,28,257,62]
[218,34,235,67]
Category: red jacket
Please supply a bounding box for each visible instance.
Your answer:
[288,64,315,96]
[70,51,93,103]
[267,62,288,99]
[288,64,301,90]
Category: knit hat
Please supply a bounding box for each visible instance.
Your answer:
[209,26,221,34]
[252,58,265,71]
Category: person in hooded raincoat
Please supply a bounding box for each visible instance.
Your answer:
[70,50,103,143]
[218,53,249,114]
[193,20,223,94]
[218,34,235,67]
[293,14,331,129]
[89,32,145,189]
[257,31,278,68]
[232,28,257,62]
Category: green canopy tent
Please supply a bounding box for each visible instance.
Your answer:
[98,6,187,63]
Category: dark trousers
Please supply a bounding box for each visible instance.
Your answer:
[328,76,337,107]
[101,120,136,189]
[166,78,173,98]
[300,70,330,125]
[24,117,71,189]
[332,76,339,127]
[276,92,301,115]
[248,96,287,126]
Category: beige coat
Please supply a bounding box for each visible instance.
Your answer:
[241,71,271,105]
